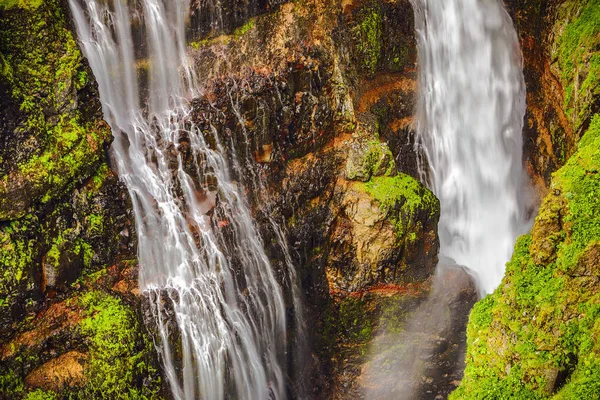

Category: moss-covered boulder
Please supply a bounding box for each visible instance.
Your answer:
[0,263,163,399]
[345,137,396,182]
[329,170,439,291]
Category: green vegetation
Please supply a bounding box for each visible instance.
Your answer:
[0,0,111,220]
[336,296,375,350]
[0,0,116,332]
[454,115,600,399]
[346,140,396,181]
[77,291,162,399]
[362,174,439,239]
[358,5,383,76]
[25,390,56,400]
[0,214,38,310]
[333,293,413,356]
[189,18,255,49]
[556,0,600,132]
[0,288,162,399]
[0,0,42,10]
[234,19,255,38]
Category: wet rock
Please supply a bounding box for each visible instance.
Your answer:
[25,351,88,392]
[186,0,429,396]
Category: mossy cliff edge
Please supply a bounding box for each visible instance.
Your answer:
[456,0,600,398]
[0,0,162,398]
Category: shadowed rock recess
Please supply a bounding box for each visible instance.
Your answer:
[0,0,598,399]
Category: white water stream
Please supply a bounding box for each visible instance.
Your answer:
[412,0,531,295]
[69,1,296,399]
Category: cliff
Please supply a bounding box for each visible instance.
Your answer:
[185,0,450,396]
[0,0,447,398]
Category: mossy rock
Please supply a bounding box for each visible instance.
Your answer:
[0,281,163,399]
[0,162,134,342]
[554,0,600,134]
[361,173,439,240]
[345,138,396,182]
[0,0,110,221]
[346,1,415,78]
[454,115,600,399]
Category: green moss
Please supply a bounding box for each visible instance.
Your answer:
[455,115,600,399]
[366,140,396,177]
[556,0,600,132]
[346,140,396,181]
[553,115,600,270]
[362,174,439,238]
[77,291,162,399]
[0,0,42,10]
[0,365,25,397]
[358,5,383,76]
[25,390,56,400]
[190,36,231,49]
[334,295,377,357]
[87,214,104,235]
[0,214,39,310]
[233,19,255,38]
[378,296,410,335]
[0,287,162,398]
[337,296,374,347]
[0,0,110,219]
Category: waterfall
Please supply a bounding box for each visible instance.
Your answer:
[68,1,296,398]
[411,0,530,295]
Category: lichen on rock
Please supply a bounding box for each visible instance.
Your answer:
[345,137,396,182]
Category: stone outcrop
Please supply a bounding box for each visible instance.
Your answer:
[506,0,600,193]
[0,0,441,397]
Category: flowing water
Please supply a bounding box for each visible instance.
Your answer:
[69,1,298,398]
[412,0,531,295]
[362,2,531,398]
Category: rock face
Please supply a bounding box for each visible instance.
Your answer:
[6,0,599,399]
[0,0,163,398]
[456,0,600,398]
[506,0,600,194]
[1,0,464,398]
[185,0,441,395]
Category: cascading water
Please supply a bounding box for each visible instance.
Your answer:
[69,1,297,399]
[412,0,531,295]
[363,4,530,397]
